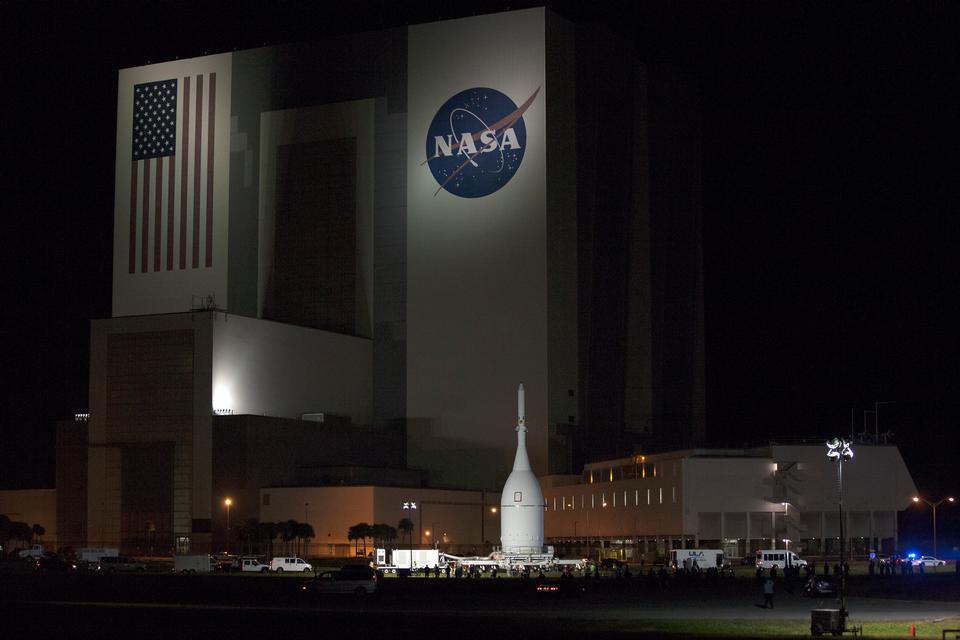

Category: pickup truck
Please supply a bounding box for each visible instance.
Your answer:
[17,544,44,560]
[240,557,270,572]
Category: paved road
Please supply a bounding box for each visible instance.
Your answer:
[3,572,958,638]
[18,592,960,622]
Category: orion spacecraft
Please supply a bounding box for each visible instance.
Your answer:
[499,384,546,554]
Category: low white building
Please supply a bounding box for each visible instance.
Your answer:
[542,444,916,562]
[259,485,501,558]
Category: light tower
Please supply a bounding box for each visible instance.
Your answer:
[826,437,853,626]
[500,384,546,554]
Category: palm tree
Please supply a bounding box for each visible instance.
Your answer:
[31,524,45,544]
[0,515,10,551]
[281,520,298,556]
[260,522,278,558]
[357,522,371,558]
[397,518,414,548]
[296,522,315,559]
[240,518,260,556]
[384,525,398,546]
[370,523,387,548]
[11,522,32,548]
[347,524,361,556]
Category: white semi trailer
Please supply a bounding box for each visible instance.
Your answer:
[375,548,444,573]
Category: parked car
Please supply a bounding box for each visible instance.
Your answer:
[911,556,946,568]
[98,556,147,572]
[302,565,377,595]
[36,554,77,573]
[599,558,625,570]
[269,557,313,573]
[874,554,891,566]
[804,578,837,597]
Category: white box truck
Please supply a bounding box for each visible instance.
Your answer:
[670,549,725,570]
[174,554,212,573]
[79,547,118,568]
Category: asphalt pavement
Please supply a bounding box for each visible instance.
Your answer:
[3,571,958,638]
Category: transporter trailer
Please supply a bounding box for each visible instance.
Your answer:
[376,547,585,575]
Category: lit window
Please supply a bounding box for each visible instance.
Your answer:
[591,494,595,509]
[635,489,639,506]
[553,497,556,511]
[609,468,614,482]
[642,464,646,479]
[659,488,663,504]
[646,489,650,505]
[589,470,594,484]
[654,465,657,478]
[562,497,566,511]
[624,491,627,506]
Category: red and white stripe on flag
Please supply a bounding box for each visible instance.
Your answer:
[128,73,217,273]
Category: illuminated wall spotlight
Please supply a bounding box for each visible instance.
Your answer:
[826,437,854,461]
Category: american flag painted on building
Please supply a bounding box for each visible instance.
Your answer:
[128,73,217,273]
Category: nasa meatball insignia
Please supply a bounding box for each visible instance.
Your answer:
[425,87,540,198]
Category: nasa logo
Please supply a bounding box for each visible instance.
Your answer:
[424,86,540,198]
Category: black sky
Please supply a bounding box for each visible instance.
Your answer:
[3,0,958,540]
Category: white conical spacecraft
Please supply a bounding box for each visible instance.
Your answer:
[500,384,545,554]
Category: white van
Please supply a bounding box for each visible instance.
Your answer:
[269,556,313,573]
[755,549,806,570]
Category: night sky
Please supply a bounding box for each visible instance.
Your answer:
[3,1,958,546]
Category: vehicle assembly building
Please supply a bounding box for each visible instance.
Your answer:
[45,7,707,554]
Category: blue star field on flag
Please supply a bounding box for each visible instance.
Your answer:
[132,79,177,161]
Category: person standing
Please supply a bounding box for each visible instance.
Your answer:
[762,578,775,608]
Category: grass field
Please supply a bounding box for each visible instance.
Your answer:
[561,617,960,638]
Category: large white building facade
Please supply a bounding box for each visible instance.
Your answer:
[60,8,707,553]
[543,444,917,561]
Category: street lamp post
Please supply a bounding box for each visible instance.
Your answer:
[304,502,309,557]
[912,496,955,560]
[402,500,420,546]
[826,438,854,622]
[224,497,233,553]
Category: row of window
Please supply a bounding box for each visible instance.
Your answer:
[584,460,679,484]
[549,487,677,511]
